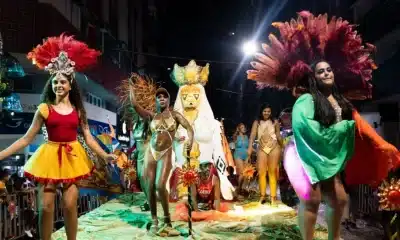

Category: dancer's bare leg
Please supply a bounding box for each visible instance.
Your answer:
[321,176,348,240]
[143,149,158,232]
[156,149,173,226]
[137,141,148,198]
[62,184,79,240]
[234,159,244,192]
[267,146,281,205]
[38,184,56,240]
[256,150,268,203]
[298,184,321,240]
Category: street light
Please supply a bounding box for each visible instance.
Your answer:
[242,41,257,56]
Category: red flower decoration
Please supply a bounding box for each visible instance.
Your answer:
[378,178,400,211]
[178,166,199,187]
[388,190,400,205]
[242,164,256,180]
[124,167,136,181]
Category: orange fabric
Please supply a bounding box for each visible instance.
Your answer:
[344,111,400,187]
[172,202,234,222]
[222,134,234,167]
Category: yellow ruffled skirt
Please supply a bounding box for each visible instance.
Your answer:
[24,140,94,184]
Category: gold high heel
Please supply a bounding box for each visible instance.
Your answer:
[157,215,180,237]
[270,196,278,207]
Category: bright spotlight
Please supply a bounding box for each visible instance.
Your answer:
[242,41,257,55]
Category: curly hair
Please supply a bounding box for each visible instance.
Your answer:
[41,74,88,125]
[232,123,245,142]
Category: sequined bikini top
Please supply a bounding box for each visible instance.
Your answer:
[150,111,177,133]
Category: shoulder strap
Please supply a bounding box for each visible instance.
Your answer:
[37,103,50,120]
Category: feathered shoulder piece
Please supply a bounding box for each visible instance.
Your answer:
[27,33,100,77]
[116,73,158,127]
[247,11,377,100]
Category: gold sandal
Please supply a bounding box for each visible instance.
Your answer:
[270,196,278,207]
[157,215,180,237]
[157,225,180,237]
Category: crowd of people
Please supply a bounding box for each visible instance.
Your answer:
[0,168,36,238]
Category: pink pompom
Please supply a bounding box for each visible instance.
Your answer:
[283,141,312,200]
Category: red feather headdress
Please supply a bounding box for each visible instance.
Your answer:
[247,11,377,100]
[27,33,100,78]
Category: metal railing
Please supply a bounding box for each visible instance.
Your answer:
[0,190,104,240]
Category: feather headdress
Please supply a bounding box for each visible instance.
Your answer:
[116,73,158,128]
[27,33,100,80]
[247,11,377,100]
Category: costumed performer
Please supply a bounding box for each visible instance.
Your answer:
[247,104,283,205]
[171,60,235,200]
[247,11,400,240]
[128,77,194,236]
[131,117,151,210]
[173,162,233,222]
[232,123,250,198]
[0,33,116,240]
[117,73,154,211]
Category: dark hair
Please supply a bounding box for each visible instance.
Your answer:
[134,116,150,140]
[41,74,88,125]
[258,103,274,121]
[308,60,353,127]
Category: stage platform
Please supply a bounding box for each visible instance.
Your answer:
[51,193,329,240]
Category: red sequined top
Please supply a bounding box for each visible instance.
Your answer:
[45,106,79,142]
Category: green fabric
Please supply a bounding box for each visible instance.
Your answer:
[51,193,329,240]
[292,94,355,184]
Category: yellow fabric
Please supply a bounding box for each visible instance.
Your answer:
[24,140,93,182]
[38,103,49,119]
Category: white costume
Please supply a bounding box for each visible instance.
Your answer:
[171,60,235,200]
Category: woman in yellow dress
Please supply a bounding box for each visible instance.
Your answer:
[0,34,116,240]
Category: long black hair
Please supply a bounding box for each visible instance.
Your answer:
[41,74,88,125]
[308,60,353,127]
[258,103,275,121]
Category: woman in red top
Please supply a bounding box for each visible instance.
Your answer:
[0,34,116,240]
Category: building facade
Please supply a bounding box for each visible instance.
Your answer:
[0,0,163,168]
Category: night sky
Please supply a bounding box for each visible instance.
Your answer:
[150,0,364,133]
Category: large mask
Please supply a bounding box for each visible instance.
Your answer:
[180,84,201,109]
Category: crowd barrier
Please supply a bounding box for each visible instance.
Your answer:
[0,190,103,240]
